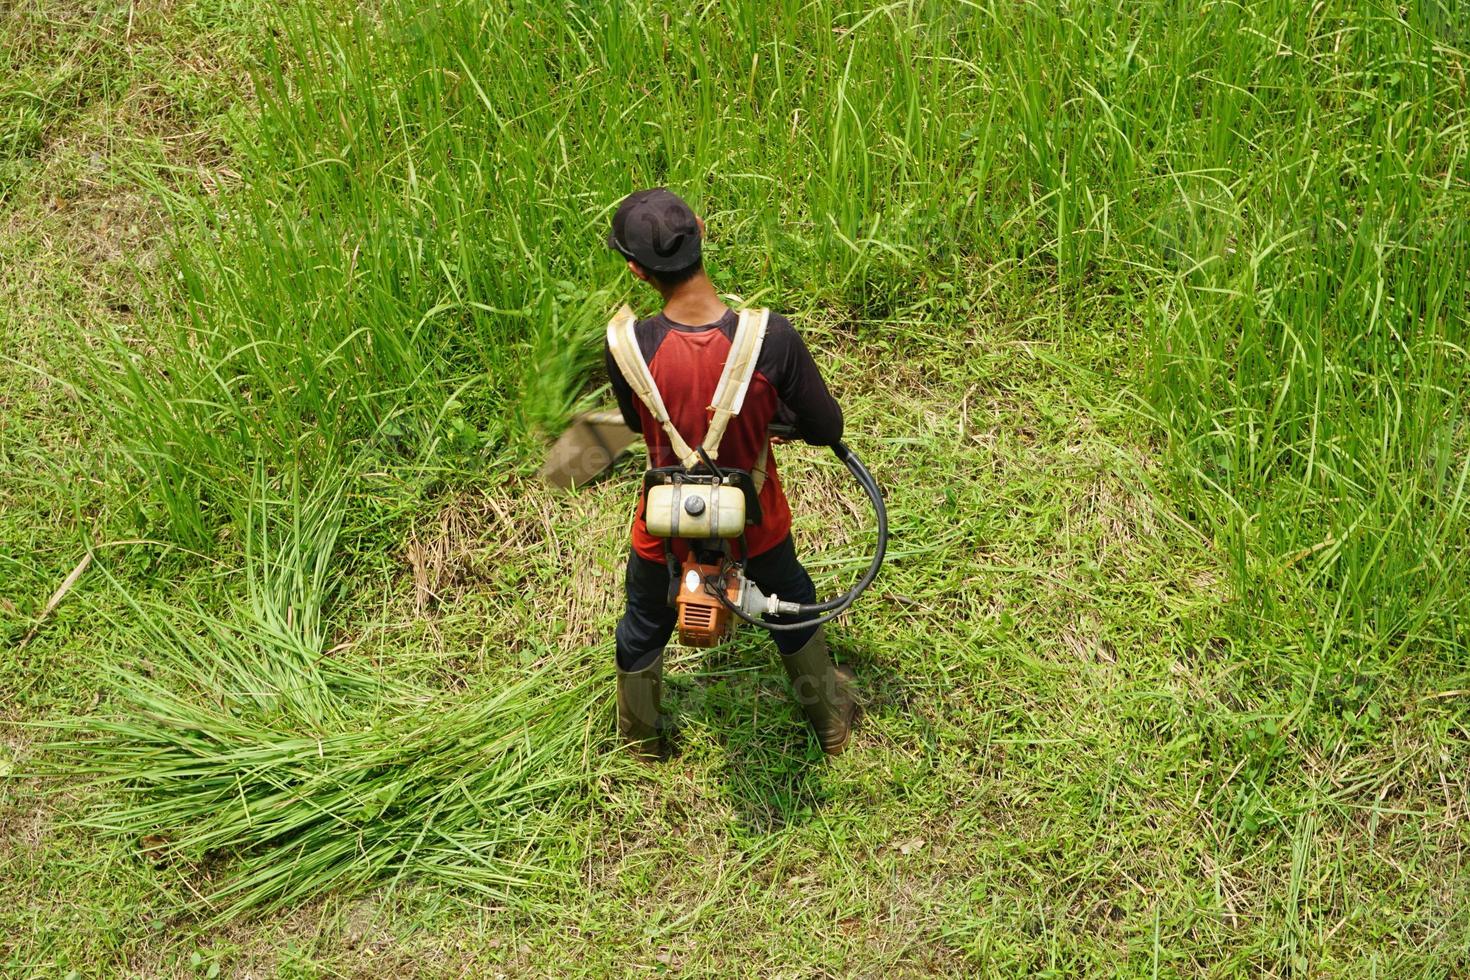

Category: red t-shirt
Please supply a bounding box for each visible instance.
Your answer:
[605,309,843,561]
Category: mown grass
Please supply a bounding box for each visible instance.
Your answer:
[4,0,1468,975]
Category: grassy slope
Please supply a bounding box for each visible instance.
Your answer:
[0,0,236,715]
[3,2,1467,977]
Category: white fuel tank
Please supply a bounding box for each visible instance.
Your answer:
[644,482,746,539]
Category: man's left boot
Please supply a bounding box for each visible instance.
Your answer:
[616,651,665,762]
[780,627,858,756]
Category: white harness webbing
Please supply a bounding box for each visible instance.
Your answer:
[607,304,699,468]
[606,304,772,486]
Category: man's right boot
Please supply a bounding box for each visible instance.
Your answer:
[616,651,664,762]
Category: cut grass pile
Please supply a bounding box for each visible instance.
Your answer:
[51,628,613,920]
[40,465,622,919]
[3,0,1469,974]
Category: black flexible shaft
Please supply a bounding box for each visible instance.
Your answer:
[717,441,887,631]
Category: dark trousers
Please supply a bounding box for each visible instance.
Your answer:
[615,535,818,670]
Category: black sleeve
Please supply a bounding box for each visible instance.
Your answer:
[605,343,643,434]
[760,314,844,446]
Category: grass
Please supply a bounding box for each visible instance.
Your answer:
[3,0,1468,975]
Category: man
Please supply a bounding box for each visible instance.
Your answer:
[604,188,858,761]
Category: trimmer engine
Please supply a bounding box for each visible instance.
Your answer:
[673,551,817,647]
[674,554,740,647]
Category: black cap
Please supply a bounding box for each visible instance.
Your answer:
[606,188,701,272]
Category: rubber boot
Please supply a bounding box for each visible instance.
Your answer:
[780,628,858,755]
[616,652,664,762]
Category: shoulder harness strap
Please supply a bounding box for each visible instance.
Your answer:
[606,305,772,478]
[606,305,701,469]
[703,307,769,461]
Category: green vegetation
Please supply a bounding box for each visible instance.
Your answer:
[4,0,1467,974]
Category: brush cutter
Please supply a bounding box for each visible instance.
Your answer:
[544,304,887,647]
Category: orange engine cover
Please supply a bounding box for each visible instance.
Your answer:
[675,557,738,647]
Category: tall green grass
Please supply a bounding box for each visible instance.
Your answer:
[1125,5,1470,669]
[71,0,1469,916]
[100,0,1468,578]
